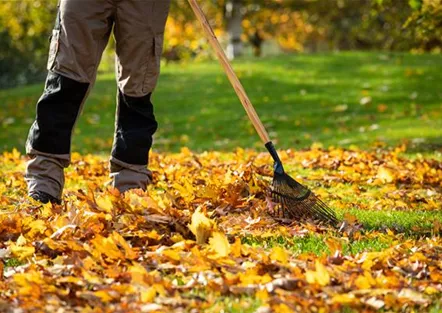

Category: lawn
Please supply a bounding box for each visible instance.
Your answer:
[0,52,441,156]
[0,52,441,312]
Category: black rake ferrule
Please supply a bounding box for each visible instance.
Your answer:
[265,141,284,174]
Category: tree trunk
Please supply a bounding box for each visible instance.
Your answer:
[225,0,243,59]
[248,30,263,57]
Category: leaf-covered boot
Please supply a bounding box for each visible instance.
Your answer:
[29,190,62,205]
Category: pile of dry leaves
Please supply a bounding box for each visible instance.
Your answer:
[0,146,440,312]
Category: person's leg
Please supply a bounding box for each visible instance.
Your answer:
[25,0,114,202]
[111,0,171,192]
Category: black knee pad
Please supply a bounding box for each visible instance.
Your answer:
[26,71,89,154]
[112,90,158,165]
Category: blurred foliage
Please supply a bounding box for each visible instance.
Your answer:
[0,1,57,88]
[404,0,442,52]
[0,0,441,88]
[164,1,225,61]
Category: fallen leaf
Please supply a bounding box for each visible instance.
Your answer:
[188,208,215,244]
[209,231,230,257]
[270,246,289,265]
[141,287,157,303]
[377,166,395,183]
[305,260,330,286]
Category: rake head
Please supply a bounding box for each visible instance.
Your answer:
[265,142,339,226]
[270,171,339,225]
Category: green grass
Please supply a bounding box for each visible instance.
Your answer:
[347,208,442,235]
[4,258,24,268]
[1,52,441,155]
[205,295,262,313]
[243,233,393,256]
[241,207,442,256]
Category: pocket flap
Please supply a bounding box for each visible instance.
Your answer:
[47,30,60,70]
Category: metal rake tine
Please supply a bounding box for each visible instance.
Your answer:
[276,191,338,224]
[274,191,309,219]
[305,199,337,223]
[313,197,339,222]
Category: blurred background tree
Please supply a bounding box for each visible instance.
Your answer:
[1,0,441,89]
[404,0,442,51]
[0,1,57,88]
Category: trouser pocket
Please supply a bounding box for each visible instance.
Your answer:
[142,35,165,94]
[47,29,60,71]
[154,35,163,72]
[47,5,61,71]
[142,36,159,94]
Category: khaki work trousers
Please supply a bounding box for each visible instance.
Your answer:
[25,0,171,200]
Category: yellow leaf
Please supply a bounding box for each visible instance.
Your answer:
[256,289,269,301]
[424,286,438,295]
[153,283,167,297]
[354,271,375,289]
[13,271,45,297]
[93,290,114,302]
[271,303,293,313]
[377,166,395,183]
[82,270,103,285]
[209,231,230,257]
[269,246,289,265]
[111,232,137,260]
[173,179,195,202]
[171,233,184,243]
[96,196,113,213]
[331,293,356,305]
[129,263,149,287]
[57,276,84,285]
[16,234,27,246]
[305,260,330,286]
[325,237,342,255]
[10,244,35,260]
[240,272,272,285]
[141,287,156,303]
[188,208,215,244]
[40,201,54,218]
[26,219,47,239]
[162,249,181,261]
[90,234,124,260]
[196,185,219,200]
[13,271,45,286]
[230,237,242,258]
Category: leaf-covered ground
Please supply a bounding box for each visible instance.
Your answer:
[0,147,441,312]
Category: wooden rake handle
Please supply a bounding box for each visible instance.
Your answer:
[188,0,271,145]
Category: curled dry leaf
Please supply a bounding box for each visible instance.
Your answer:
[188,207,215,244]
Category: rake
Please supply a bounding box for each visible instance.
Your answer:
[188,0,339,225]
